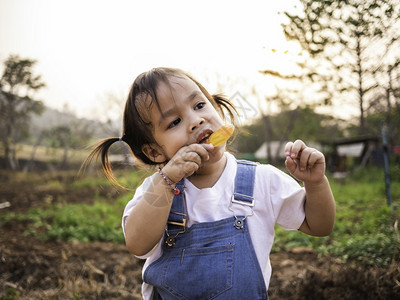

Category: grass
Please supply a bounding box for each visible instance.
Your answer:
[0,168,149,243]
[21,194,132,243]
[2,163,399,268]
[273,165,400,267]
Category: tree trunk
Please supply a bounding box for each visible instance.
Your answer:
[57,143,70,170]
[23,133,44,172]
[10,145,19,170]
[274,110,299,162]
[263,115,272,163]
[1,138,11,169]
[386,65,395,149]
[356,37,365,135]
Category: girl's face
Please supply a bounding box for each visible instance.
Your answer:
[145,75,225,162]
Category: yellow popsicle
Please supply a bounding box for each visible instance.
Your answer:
[208,125,234,147]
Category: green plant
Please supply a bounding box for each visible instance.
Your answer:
[273,166,400,267]
[1,288,19,300]
[21,196,132,243]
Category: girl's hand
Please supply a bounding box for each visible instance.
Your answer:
[284,140,326,184]
[161,143,214,183]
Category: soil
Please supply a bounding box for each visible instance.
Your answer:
[1,171,399,299]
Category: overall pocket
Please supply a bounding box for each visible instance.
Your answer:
[162,243,234,300]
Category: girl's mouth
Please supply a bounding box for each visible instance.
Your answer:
[197,129,213,144]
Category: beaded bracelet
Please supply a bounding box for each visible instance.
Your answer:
[157,168,180,195]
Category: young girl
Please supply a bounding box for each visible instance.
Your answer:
[85,67,335,299]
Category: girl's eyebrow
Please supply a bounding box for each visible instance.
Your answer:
[186,90,201,101]
[158,90,202,125]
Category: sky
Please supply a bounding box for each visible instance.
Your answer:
[0,0,305,123]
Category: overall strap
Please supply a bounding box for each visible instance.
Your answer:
[232,160,258,207]
[167,179,186,231]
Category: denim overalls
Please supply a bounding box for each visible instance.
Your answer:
[144,160,268,300]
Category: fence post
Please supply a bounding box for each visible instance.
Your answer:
[381,126,392,207]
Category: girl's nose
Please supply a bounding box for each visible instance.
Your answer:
[190,117,204,132]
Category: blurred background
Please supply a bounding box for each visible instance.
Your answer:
[1,0,399,299]
[1,0,399,171]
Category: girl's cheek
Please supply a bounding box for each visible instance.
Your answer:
[208,110,223,124]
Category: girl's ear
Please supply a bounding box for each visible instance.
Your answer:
[141,144,167,163]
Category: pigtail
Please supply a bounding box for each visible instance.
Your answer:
[212,93,239,127]
[80,137,127,189]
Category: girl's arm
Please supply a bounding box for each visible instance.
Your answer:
[124,174,175,256]
[284,140,336,237]
[124,144,212,256]
[299,175,335,236]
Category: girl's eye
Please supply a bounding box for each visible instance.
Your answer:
[195,102,206,110]
[168,118,181,129]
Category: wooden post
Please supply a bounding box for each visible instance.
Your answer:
[382,126,392,207]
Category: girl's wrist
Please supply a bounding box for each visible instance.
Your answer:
[161,164,183,184]
[303,175,328,190]
[157,167,180,195]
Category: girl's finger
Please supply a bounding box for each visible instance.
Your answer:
[292,140,306,157]
[285,155,297,174]
[183,161,201,177]
[298,147,314,171]
[284,142,294,157]
[307,150,325,169]
[183,150,202,167]
[188,143,212,162]
[286,140,306,159]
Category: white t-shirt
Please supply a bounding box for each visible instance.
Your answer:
[122,152,306,299]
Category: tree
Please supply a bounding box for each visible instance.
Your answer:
[0,55,45,169]
[97,91,125,136]
[235,105,343,159]
[282,0,400,135]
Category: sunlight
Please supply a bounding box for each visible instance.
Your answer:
[0,0,300,120]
